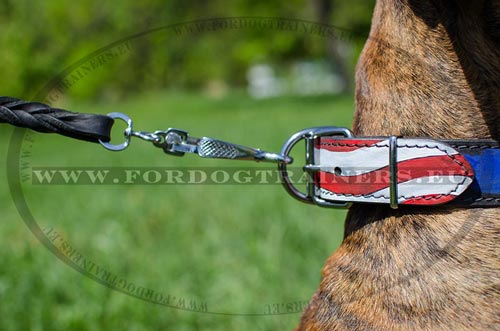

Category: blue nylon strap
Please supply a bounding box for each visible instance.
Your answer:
[445,140,500,207]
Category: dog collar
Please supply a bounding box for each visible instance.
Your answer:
[278,127,500,208]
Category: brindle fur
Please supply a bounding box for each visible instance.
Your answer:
[297,1,500,330]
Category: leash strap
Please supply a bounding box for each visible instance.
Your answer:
[0,97,113,143]
[306,135,499,208]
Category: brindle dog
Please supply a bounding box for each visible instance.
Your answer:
[298,1,500,330]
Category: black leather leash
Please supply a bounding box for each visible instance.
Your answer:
[0,96,113,143]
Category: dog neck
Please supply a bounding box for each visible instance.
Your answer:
[354,0,500,139]
[298,1,499,330]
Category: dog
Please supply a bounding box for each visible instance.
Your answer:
[297,1,500,330]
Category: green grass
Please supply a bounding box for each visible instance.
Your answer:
[0,90,354,331]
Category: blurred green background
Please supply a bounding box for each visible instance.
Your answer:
[0,1,375,330]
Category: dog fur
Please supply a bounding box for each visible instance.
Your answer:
[297,1,500,330]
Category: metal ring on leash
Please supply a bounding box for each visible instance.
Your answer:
[99,112,133,151]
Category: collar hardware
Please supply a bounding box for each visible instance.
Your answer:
[278,126,354,208]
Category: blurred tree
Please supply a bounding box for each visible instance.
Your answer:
[0,0,375,101]
[311,0,351,92]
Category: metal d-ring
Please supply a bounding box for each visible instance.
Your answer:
[99,112,133,151]
[278,128,316,204]
[278,126,354,205]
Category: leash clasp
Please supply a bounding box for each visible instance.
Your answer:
[100,112,292,164]
[278,126,354,207]
[154,129,292,163]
